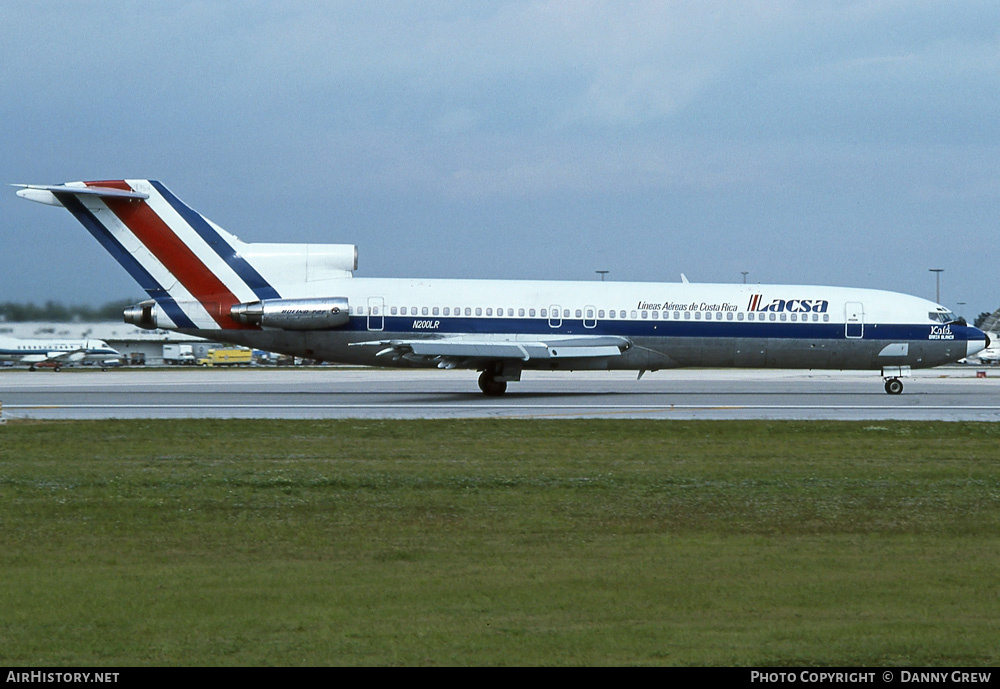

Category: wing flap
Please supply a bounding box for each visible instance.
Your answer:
[352,335,630,362]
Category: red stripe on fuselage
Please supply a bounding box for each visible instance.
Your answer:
[87,181,251,329]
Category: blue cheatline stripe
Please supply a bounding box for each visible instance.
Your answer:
[343,315,955,342]
[150,180,282,301]
[57,194,199,330]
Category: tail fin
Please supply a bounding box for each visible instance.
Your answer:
[16,180,357,331]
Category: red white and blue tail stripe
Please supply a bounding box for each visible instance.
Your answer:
[15,180,282,330]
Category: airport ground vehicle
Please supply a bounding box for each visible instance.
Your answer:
[162,344,195,365]
[197,347,252,367]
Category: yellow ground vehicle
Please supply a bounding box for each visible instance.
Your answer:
[197,348,252,367]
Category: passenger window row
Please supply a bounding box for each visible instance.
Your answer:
[352,305,831,322]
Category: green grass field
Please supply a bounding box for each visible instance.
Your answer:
[1,419,998,666]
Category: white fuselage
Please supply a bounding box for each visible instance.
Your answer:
[190,277,985,373]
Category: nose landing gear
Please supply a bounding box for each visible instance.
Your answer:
[884,377,904,395]
[881,366,910,395]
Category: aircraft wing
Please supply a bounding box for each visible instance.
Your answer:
[351,335,631,367]
[20,349,88,364]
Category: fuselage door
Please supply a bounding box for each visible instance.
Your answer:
[845,302,864,338]
[367,296,384,332]
[584,305,597,329]
[549,304,562,329]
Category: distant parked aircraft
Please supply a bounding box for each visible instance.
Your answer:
[0,335,120,371]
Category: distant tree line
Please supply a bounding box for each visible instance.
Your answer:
[0,299,138,322]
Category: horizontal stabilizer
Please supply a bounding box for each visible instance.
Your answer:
[13,183,149,207]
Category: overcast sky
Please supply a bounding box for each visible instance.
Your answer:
[2,1,998,320]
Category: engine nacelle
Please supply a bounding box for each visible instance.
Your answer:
[124,300,160,329]
[230,297,350,330]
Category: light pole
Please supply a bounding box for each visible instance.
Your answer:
[595,270,609,282]
[741,271,748,284]
[929,269,944,304]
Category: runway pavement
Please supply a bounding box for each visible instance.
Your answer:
[2,365,999,421]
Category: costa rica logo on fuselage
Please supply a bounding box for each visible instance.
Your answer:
[748,294,829,313]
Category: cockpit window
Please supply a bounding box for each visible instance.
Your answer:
[929,310,960,324]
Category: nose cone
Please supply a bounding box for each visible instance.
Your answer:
[967,327,989,358]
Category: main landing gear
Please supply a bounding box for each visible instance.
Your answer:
[884,377,904,395]
[478,369,507,396]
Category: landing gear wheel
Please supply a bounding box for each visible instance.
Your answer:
[884,378,903,395]
[478,370,508,396]
[54,365,62,373]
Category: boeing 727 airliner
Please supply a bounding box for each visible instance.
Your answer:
[15,180,989,394]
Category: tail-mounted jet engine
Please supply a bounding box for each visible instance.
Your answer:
[230,297,350,330]
[124,300,159,329]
